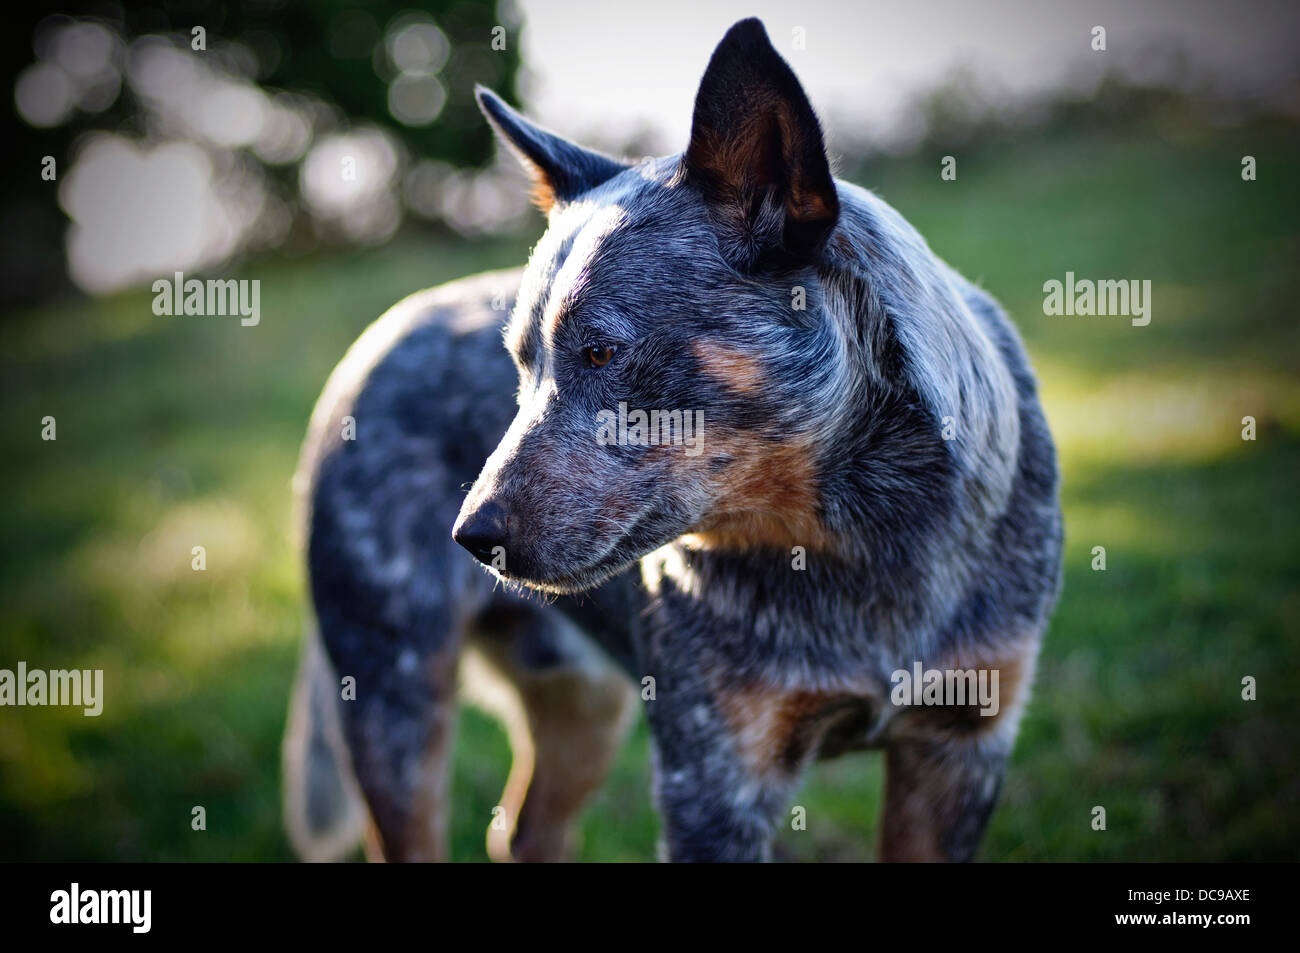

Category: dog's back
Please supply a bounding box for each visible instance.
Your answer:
[283,267,638,861]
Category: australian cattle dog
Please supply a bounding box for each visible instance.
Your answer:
[283,18,1063,863]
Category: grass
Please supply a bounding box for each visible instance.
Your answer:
[2,120,1298,861]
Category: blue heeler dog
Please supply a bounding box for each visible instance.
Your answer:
[283,19,1063,863]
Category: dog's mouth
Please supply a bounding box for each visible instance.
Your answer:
[486,548,638,595]
[483,506,664,594]
[502,560,632,595]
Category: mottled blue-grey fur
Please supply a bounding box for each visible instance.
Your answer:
[285,18,1061,863]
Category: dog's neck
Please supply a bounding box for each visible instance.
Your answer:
[820,183,1021,525]
[657,185,1023,637]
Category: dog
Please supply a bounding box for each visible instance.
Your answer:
[283,18,1062,863]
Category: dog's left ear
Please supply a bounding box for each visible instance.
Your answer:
[684,18,839,269]
[476,86,628,213]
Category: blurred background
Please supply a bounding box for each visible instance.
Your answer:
[1,0,1298,861]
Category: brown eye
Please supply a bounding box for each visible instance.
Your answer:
[582,344,615,368]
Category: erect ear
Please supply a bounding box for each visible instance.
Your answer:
[684,18,839,269]
[475,86,628,213]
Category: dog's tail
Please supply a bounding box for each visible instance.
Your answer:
[282,620,367,862]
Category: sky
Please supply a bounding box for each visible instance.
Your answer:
[20,0,1300,293]
[513,0,1300,154]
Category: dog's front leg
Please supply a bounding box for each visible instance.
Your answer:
[641,661,803,862]
[877,732,1012,862]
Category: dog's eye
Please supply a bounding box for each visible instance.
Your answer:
[582,344,616,369]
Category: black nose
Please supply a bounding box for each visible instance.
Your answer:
[453,499,509,565]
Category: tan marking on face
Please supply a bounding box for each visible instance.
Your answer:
[693,340,766,396]
[683,435,833,552]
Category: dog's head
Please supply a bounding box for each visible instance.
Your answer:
[454,18,845,593]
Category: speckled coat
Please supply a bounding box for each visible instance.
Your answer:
[283,18,1062,863]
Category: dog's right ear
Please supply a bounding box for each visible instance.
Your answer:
[476,86,627,213]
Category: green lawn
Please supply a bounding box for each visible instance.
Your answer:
[2,123,1297,861]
